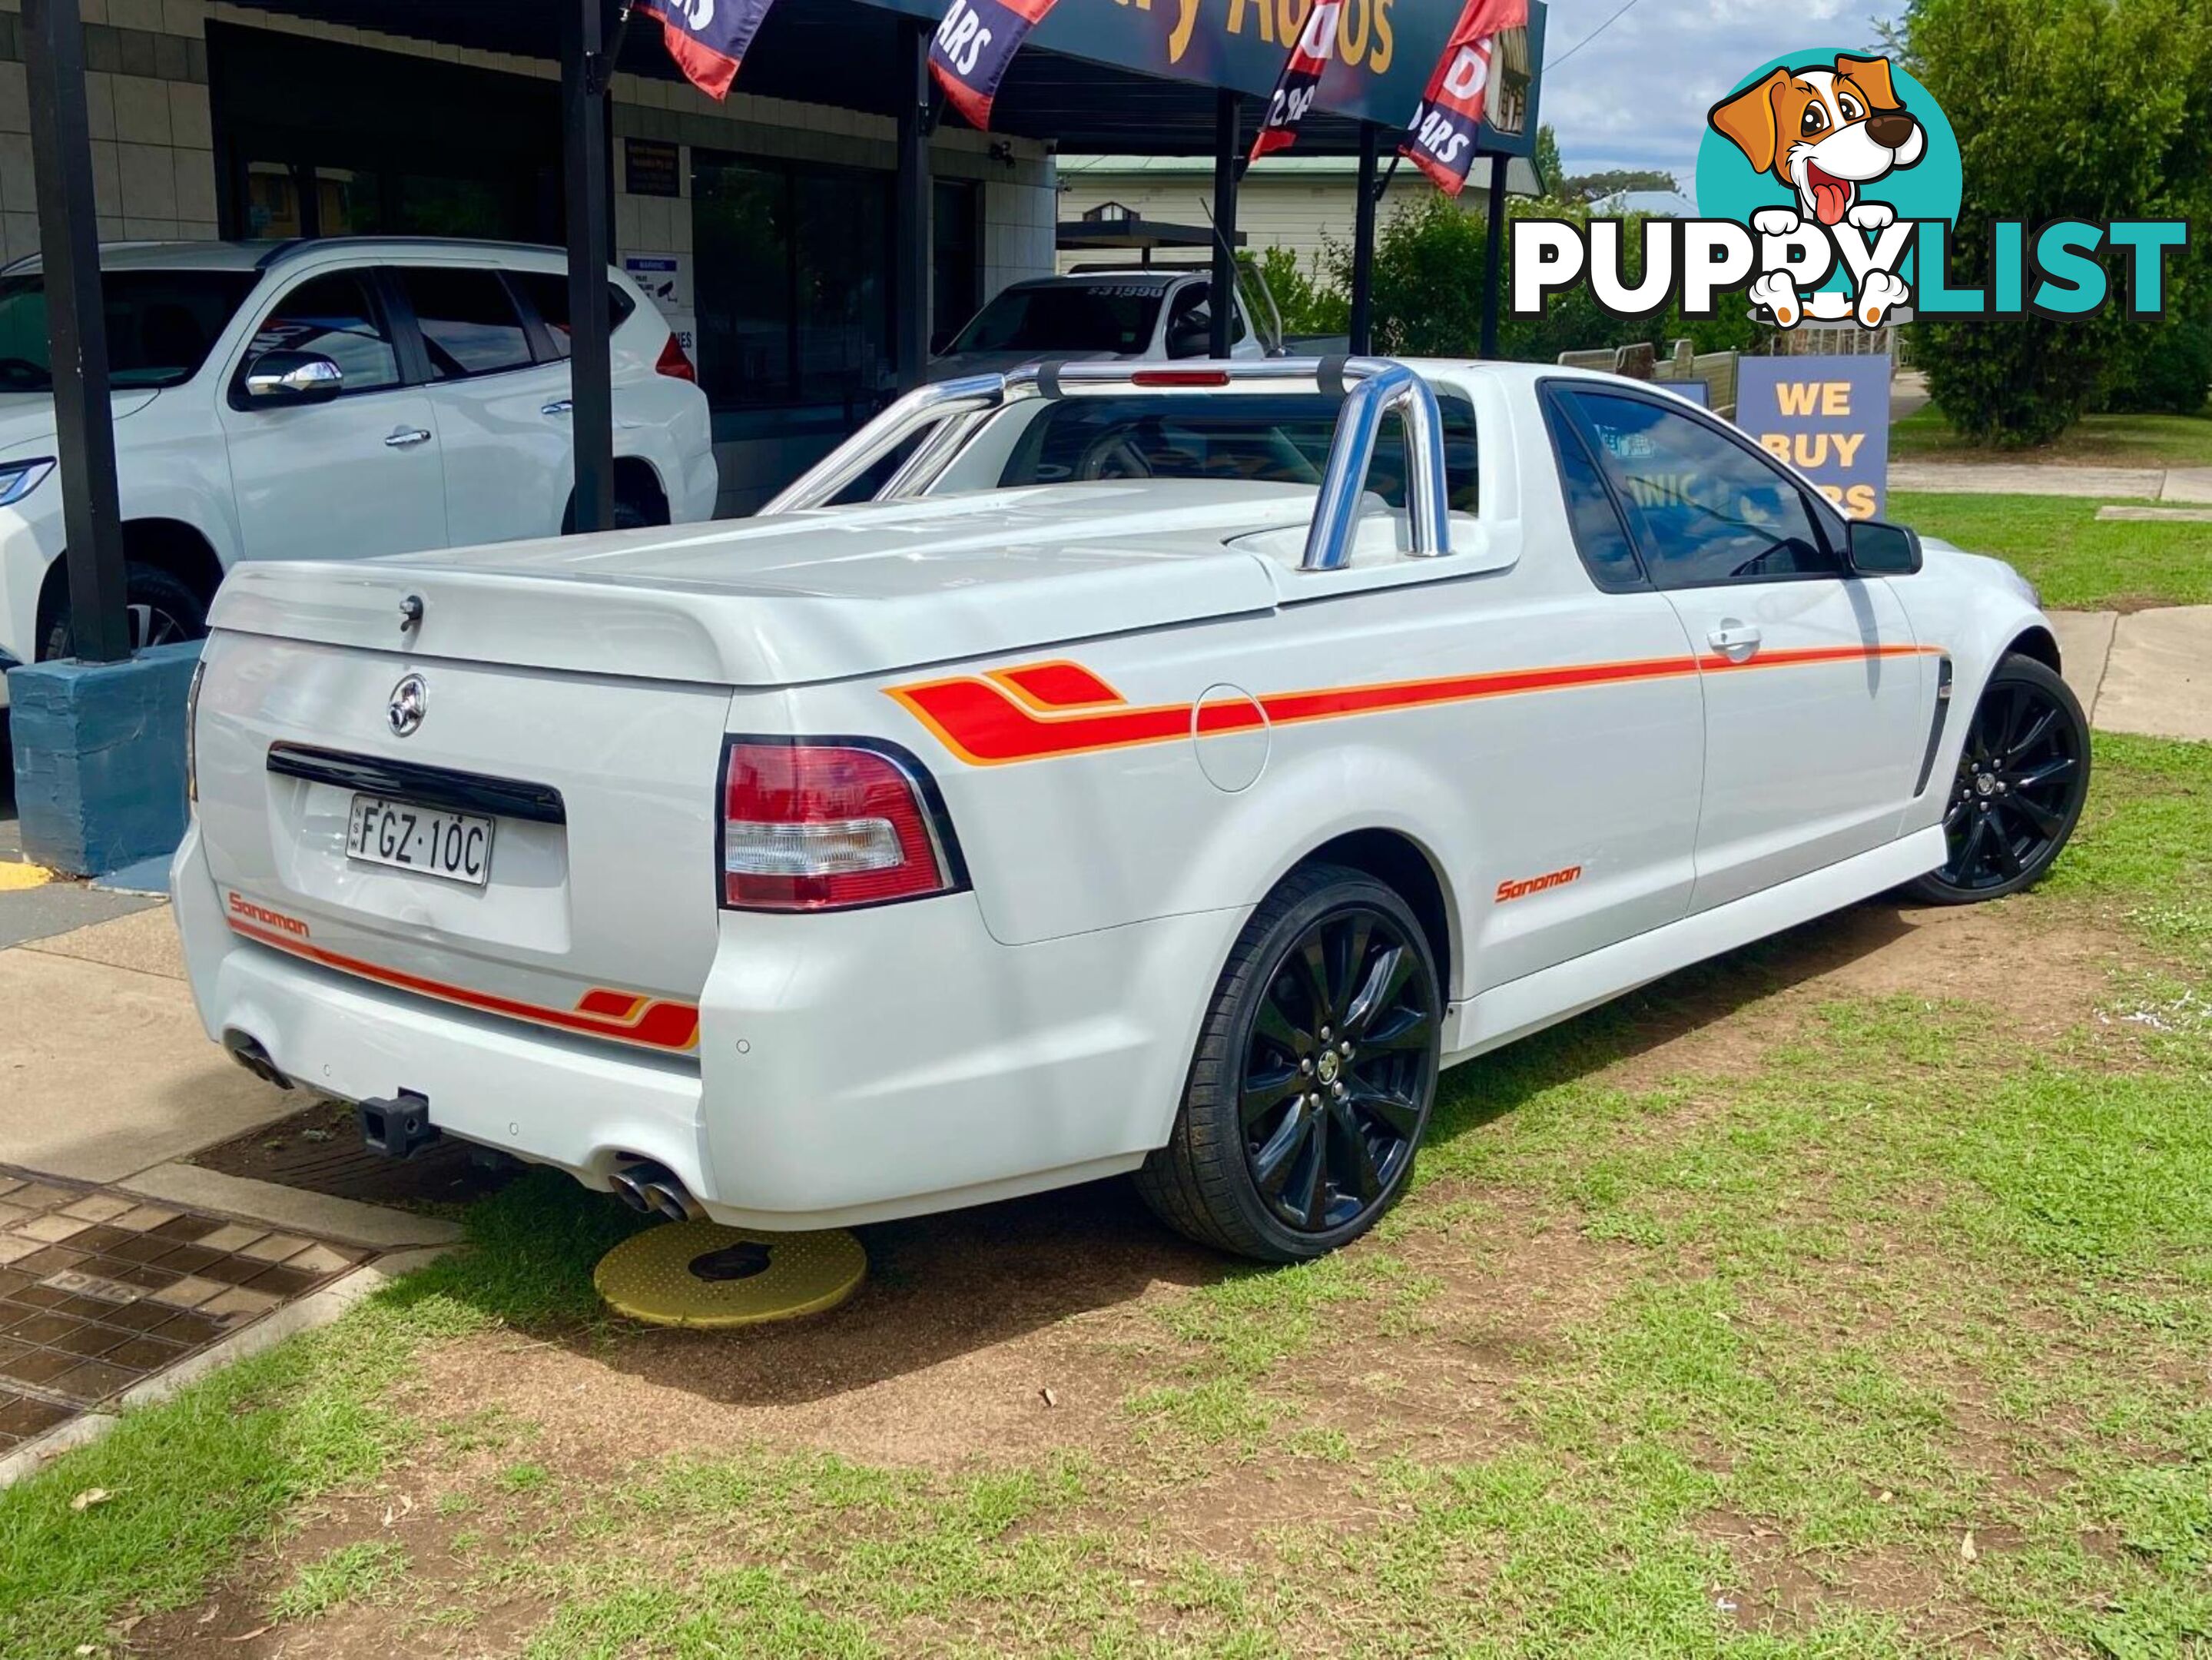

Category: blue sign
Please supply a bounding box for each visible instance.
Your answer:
[1733,354,1890,520]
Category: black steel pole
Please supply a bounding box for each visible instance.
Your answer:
[24,0,127,663]
[894,18,931,390]
[1479,155,1508,359]
[562,0,615,534]
[1349,122,1378,355]
[1209,90,1239,360]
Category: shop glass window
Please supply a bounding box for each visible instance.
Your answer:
[399,267,535,378]
[1562,390,1836,587]
[247,271,400,393]
[693,152,894,411]
[932,179,981,344]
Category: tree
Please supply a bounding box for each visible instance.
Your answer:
[1904,0,2212,445]
[1532,124,1564,196]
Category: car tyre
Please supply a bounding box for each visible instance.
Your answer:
[1136,863,1443,1263]
[1903,652,2091,905]
[41,561,208,662]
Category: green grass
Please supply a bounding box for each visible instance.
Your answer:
[1891,405,2212,468]
[4,740,2210,1656]
[267,1539,410,1622]
[1885,491,2212,609]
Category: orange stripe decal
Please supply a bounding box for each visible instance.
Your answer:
[987,659,1127,711]
[225,896,700,1053]
[891,644,1939,767]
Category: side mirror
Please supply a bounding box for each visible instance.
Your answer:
[1846,517,1922,576]
[241,350,343,407]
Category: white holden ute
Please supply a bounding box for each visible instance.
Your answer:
[173,358,2088,1262]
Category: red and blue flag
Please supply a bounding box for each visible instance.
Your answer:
[1398,0,1526,195]
[930,0,1060,131]
[635,0,780,101]
[1250,2,1344,162]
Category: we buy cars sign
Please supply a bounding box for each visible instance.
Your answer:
[1733,354,1891,521]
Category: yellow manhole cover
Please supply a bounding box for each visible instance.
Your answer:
[593,1220,865,1328]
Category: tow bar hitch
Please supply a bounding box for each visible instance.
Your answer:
[358,1091,441,1159]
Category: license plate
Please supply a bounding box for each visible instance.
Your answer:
[345,794,495,887]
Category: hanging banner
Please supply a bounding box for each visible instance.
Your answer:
[1398,0,1527,194]
[635,0,781,100]
[930,0,1063,131]
[1249,1,1343,162]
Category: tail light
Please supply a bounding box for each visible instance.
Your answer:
[655,334,697,383]
[719,739,965,911]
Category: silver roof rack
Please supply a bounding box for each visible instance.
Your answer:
[761,357,1452,573]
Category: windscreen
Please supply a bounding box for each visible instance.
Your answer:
[947,283,1166,355]
[0,269,260,391]
[993,392,1480,513]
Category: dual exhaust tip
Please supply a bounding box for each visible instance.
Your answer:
[609,1159,703,1223]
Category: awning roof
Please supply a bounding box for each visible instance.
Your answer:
[223,0,1513,157]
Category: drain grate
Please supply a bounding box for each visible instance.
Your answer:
[0,1170,367,1452]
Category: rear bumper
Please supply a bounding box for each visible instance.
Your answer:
[173,826,1242,1230]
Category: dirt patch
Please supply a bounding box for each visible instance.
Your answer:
[414,1180,1221,1472]
[1593,900,2127,1088]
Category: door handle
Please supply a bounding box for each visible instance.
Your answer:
[383,427,433,449]
[1706,621,1762,662]
[540,399,573,417]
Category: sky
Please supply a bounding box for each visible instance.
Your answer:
[1537,0,1894,198]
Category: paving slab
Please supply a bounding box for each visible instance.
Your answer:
[2095,606,2212,744]
[2046,610,2117,722]
[0,878,160,951]
[119,1162,463,1251]
[1890,463,2167,499]
[2094,505,2212,523]
[0,949,292,1184]
[2161,467,2212,505]
[22,904,187,980]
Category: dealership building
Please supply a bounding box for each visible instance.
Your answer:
[0,0,1058,513]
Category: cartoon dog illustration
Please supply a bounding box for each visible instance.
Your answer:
[1709,54,1925,326]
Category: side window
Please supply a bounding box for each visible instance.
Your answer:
[244,271,399,393]
[1163,281,1247,350]
[511,271,638,360]
[1541,391,1646,591]
[1564,389,1837,587]
[397,267,534,379]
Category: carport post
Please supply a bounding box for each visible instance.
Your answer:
[1348,122,1378,355]
[1208,91,1240,360]
[561,0,616,534]
[23,0,128,663]
[1478,155,1507,359]
[894,17,931,390]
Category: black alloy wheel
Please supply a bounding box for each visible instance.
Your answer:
[1906,653,2090,905]
[1136,865,1443,1262]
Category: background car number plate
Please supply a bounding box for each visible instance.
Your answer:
[346,795,494,886]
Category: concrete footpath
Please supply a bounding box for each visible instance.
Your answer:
[1892,461,2212,505]
[2053,605,2212,744]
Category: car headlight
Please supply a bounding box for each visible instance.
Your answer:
[0,457,55,506]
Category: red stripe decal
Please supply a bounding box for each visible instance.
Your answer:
[891,644,1938,767]
[226,905,700,1054]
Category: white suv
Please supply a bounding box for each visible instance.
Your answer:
[0,237,716,699]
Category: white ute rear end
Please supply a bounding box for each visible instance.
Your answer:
[174,464,1312,1229]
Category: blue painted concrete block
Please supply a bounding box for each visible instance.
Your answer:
[6,640,202,878]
